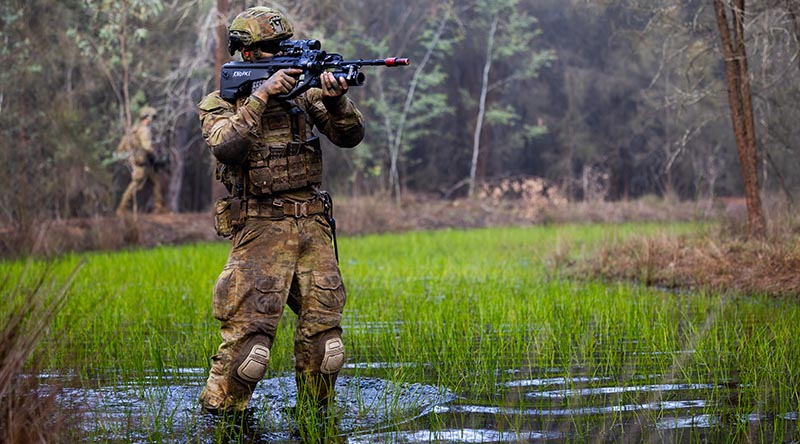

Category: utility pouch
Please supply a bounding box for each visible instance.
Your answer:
[214,197,244,238]
[249,166,273,194]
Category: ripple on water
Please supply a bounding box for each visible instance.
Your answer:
[348,428,565,444]
[47,367,800,443]
[55,370,456,442]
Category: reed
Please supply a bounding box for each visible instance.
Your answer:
[0,263,82,443]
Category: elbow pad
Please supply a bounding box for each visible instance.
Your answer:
[212,137,252,165]
[338,126,365,148]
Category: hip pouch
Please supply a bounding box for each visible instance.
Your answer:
[214,196,244,238]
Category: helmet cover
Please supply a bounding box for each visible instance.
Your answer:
[228,7,293,55]
[139,106,157,119]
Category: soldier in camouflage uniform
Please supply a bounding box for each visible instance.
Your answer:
[116,106,165,215]
[198,7,364,414]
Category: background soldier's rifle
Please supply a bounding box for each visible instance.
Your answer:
[220,39,410,101]
[150,154,171,172]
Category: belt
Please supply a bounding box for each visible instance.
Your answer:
[245,197,324,219]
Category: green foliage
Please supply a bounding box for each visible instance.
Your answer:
[0,1,117,225]
[484,105,518,126]
[318,4,456,196]
[69,0,164,107]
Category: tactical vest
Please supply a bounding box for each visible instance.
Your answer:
[217,99,322,196]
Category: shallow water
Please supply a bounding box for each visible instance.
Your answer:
[49,362,798,443]
[54,369,456,443]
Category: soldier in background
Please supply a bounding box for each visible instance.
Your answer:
[197,6,364,416]
[116,106,166,215]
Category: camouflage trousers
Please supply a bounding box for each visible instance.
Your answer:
[199,212,346,413]
[117,164,163,213]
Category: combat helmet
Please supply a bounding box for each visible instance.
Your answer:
[139,106,157,119]
[228,7,293,55]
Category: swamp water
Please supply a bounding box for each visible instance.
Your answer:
[49,356,798,443]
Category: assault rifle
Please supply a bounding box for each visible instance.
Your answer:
[150,154,171,172]
[219,39,410,101]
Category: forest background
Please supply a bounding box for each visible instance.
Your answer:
[1,0,799,244]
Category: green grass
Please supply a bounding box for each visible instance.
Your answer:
[2,222,799,443]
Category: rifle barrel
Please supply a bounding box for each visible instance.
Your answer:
[350,58,410,67]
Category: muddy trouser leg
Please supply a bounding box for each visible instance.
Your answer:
[200,219,297,413]
[117,166,146,213]
[293,215,346,408]
[146,167,164,210]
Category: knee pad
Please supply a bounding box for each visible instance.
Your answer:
[236,344,270,384]
[320,336,345,374]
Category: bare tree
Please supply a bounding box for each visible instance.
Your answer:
[464,0,554,198]
[468,14,497,198]
[713,0,767,240]
[214,0,232,91]
[385,7,452,203]
[209,0,233,202]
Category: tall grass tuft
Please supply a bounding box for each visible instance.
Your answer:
[573,224,800,296]
[0,263,82,443]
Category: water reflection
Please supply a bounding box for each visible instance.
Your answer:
[527,383,718,399]
[54,370,455,443]
[47,363,798,443]
[433,400,708,417]
[348,428,565,444]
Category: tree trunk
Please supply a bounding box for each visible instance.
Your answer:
[713,0,767,240]
[468,15,497,198]
[786,0,800,71]
[211,0,232,202]
[388,8,450,205]
[120,1,132,128]
[214,0,232,91]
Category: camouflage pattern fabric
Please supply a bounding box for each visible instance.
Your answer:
[228,6,294,50]
[199,214,345,411]
[198,89,364,155]
[197,85,364,413]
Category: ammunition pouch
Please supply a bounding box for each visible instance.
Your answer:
[247,137,322,195]
[213,101,323,197]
